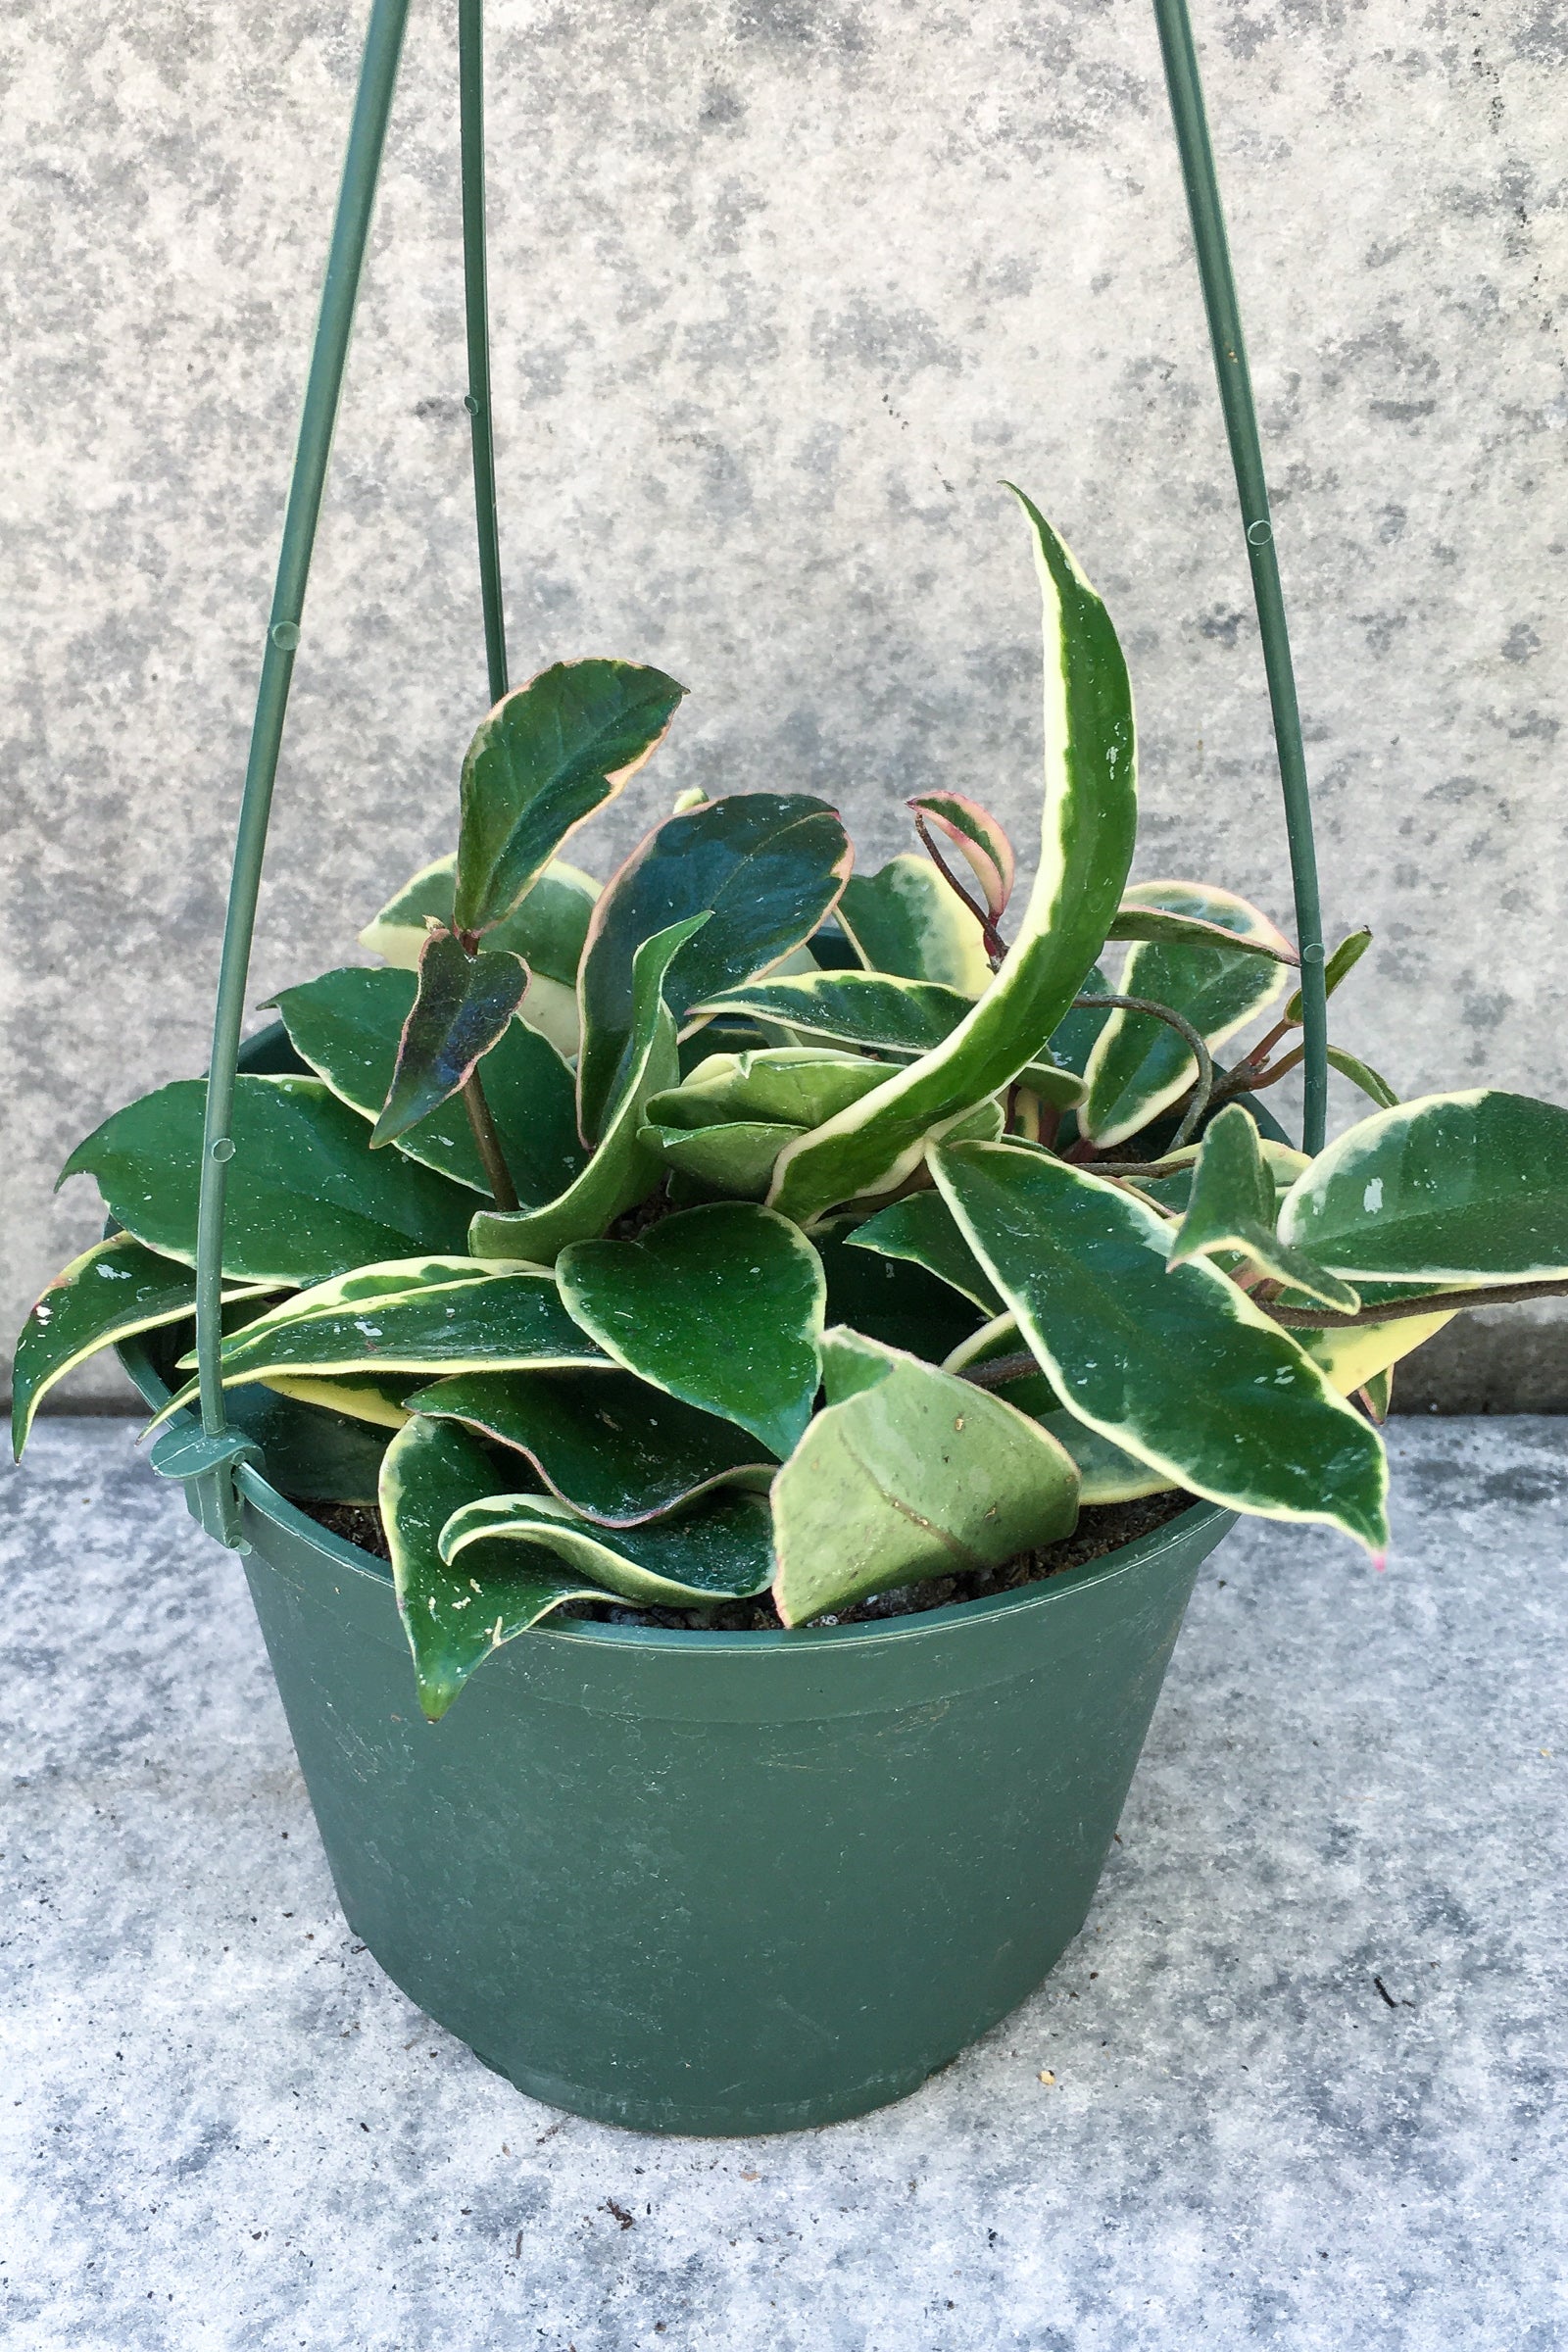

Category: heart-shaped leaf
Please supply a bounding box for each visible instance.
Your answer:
[906,792,1015,924]
[273,964,586,1202]
[1167,1103,1361,1314]
[932,1141,1389,1551]
[558,1201,825,1458]
[1278,1091,1568,1283]
[838,856,992,995]
[441,1488,775,1609]
[369,933,528,1150]
[160,1261,608,1422]
[693,974,1086,1107]
[382,1416,602,1720]
[766,490,1138,1224]
[408,1367,775,1524]
[453,661,685,935]
[769,1328,1080,1625]
[1081,904,1290,1149]
[12,1235,270,1458]
[1106,879,1298,962]
[575,794,853,1143]
[59,1076,475,1286]
[942,1316,1172,1504]
[468,916,707,1263]
[847,1190,1004,1314]
[360,853,600,986]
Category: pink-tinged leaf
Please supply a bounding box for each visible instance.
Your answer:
[371,932,528,1149]
[907,792,1016,925]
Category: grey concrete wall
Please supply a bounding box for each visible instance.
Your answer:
[4,0,1565,1406]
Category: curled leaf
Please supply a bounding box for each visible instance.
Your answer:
[907,792,1016,925]
[369,933,528,1149]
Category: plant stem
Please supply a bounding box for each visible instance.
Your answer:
[463,1069,519,1210]
[1267,1278,1568,1330]
[912,812,1007,965]
[1069,994,1217,1152]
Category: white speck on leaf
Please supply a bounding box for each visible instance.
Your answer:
[1363,1178,1384,1214]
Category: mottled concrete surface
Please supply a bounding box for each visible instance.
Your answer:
[2,1418,1564,2349]
[3,1,1566,1402]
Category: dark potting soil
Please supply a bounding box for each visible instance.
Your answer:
[299,1487,1197,1631]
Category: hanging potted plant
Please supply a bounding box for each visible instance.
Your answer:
[16,0,1566,2133]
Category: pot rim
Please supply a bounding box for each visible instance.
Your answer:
[118,1329,1230,1659]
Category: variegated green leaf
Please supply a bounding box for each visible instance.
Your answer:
[941,1313,1172,1504]
[1295,1310,1456,1402]
[847,1190,1004,1315]
[1119,1136,1308,1221]
[260,1371,420,1429]
[906,792,1015,924]
[408,1367,774,1524]
[272,963,585,1202]
[59,1076,474,1287]
[558,1201,825,1459]
[767,490,1137,1224]
[1279,1091,1568,1283]
[1081,894,1291,1149]
[647,1046,889,1134]
[1284,927,1372,1025]
[468,916,706,1263]
[838,855,992,995]
[769,1327,1079,1626]
[441,1489,775,1610]
[1167,1103,1361,1314]
[359,853,600,986]
[453,661,685,936]
[1326,1046,1399,1110]
[369,933,528,1150]
[811,1219,982,1362]
[693,973,1086,1108]
[383,1416,602,1720]
[11,1235,270,1458]
[1044,961,1113,1080]
[932,1141,1389,1551]
[164,1260,608,1416]
[638,1120,806,1200]
[575,794,853,1145]
[1107,879,1298,962]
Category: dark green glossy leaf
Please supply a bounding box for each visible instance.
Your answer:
[1279,1090,1568,1282]
[369,933,528,1149]
[847,1190,1004,1314]
[770,1328,1079,1625]
[813,1219,982,1361]
[1168,1103,1361,1314]
[837,855,992,994]
[1081,910,1290,1150]
[441,1488,775,1609]
[907,792,1015,923]
[1045,962,1113,1079]
[59,1076,475,1286]
[1326,1046,1399,1110]
[383,1416,600,1720]
[215,1381,397,1505]
[558,1201,825,1459]
[359,853,599,986]
[576,793,853,1144]
[1284,927,1372,1025]
[1107,880,1298,962]
[942,1315,1173,1504]
[932,1141,1389,1550]
[273,963,586,1202]
[454,661,685,935]
[12,1235,268,1458]
[408,1367,774,1524]
[468,916,706,1262]
[767,491,1138,1223]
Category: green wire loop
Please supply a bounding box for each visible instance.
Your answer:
[1152,0,1330,1156]
[460,0,509,706]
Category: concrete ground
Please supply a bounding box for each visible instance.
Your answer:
[2,1419,1564,2352]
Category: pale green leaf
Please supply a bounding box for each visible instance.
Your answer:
[838,855,992,995]
[441,1489,774,1609]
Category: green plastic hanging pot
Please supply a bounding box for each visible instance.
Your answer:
[122,1314,1231,2136]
